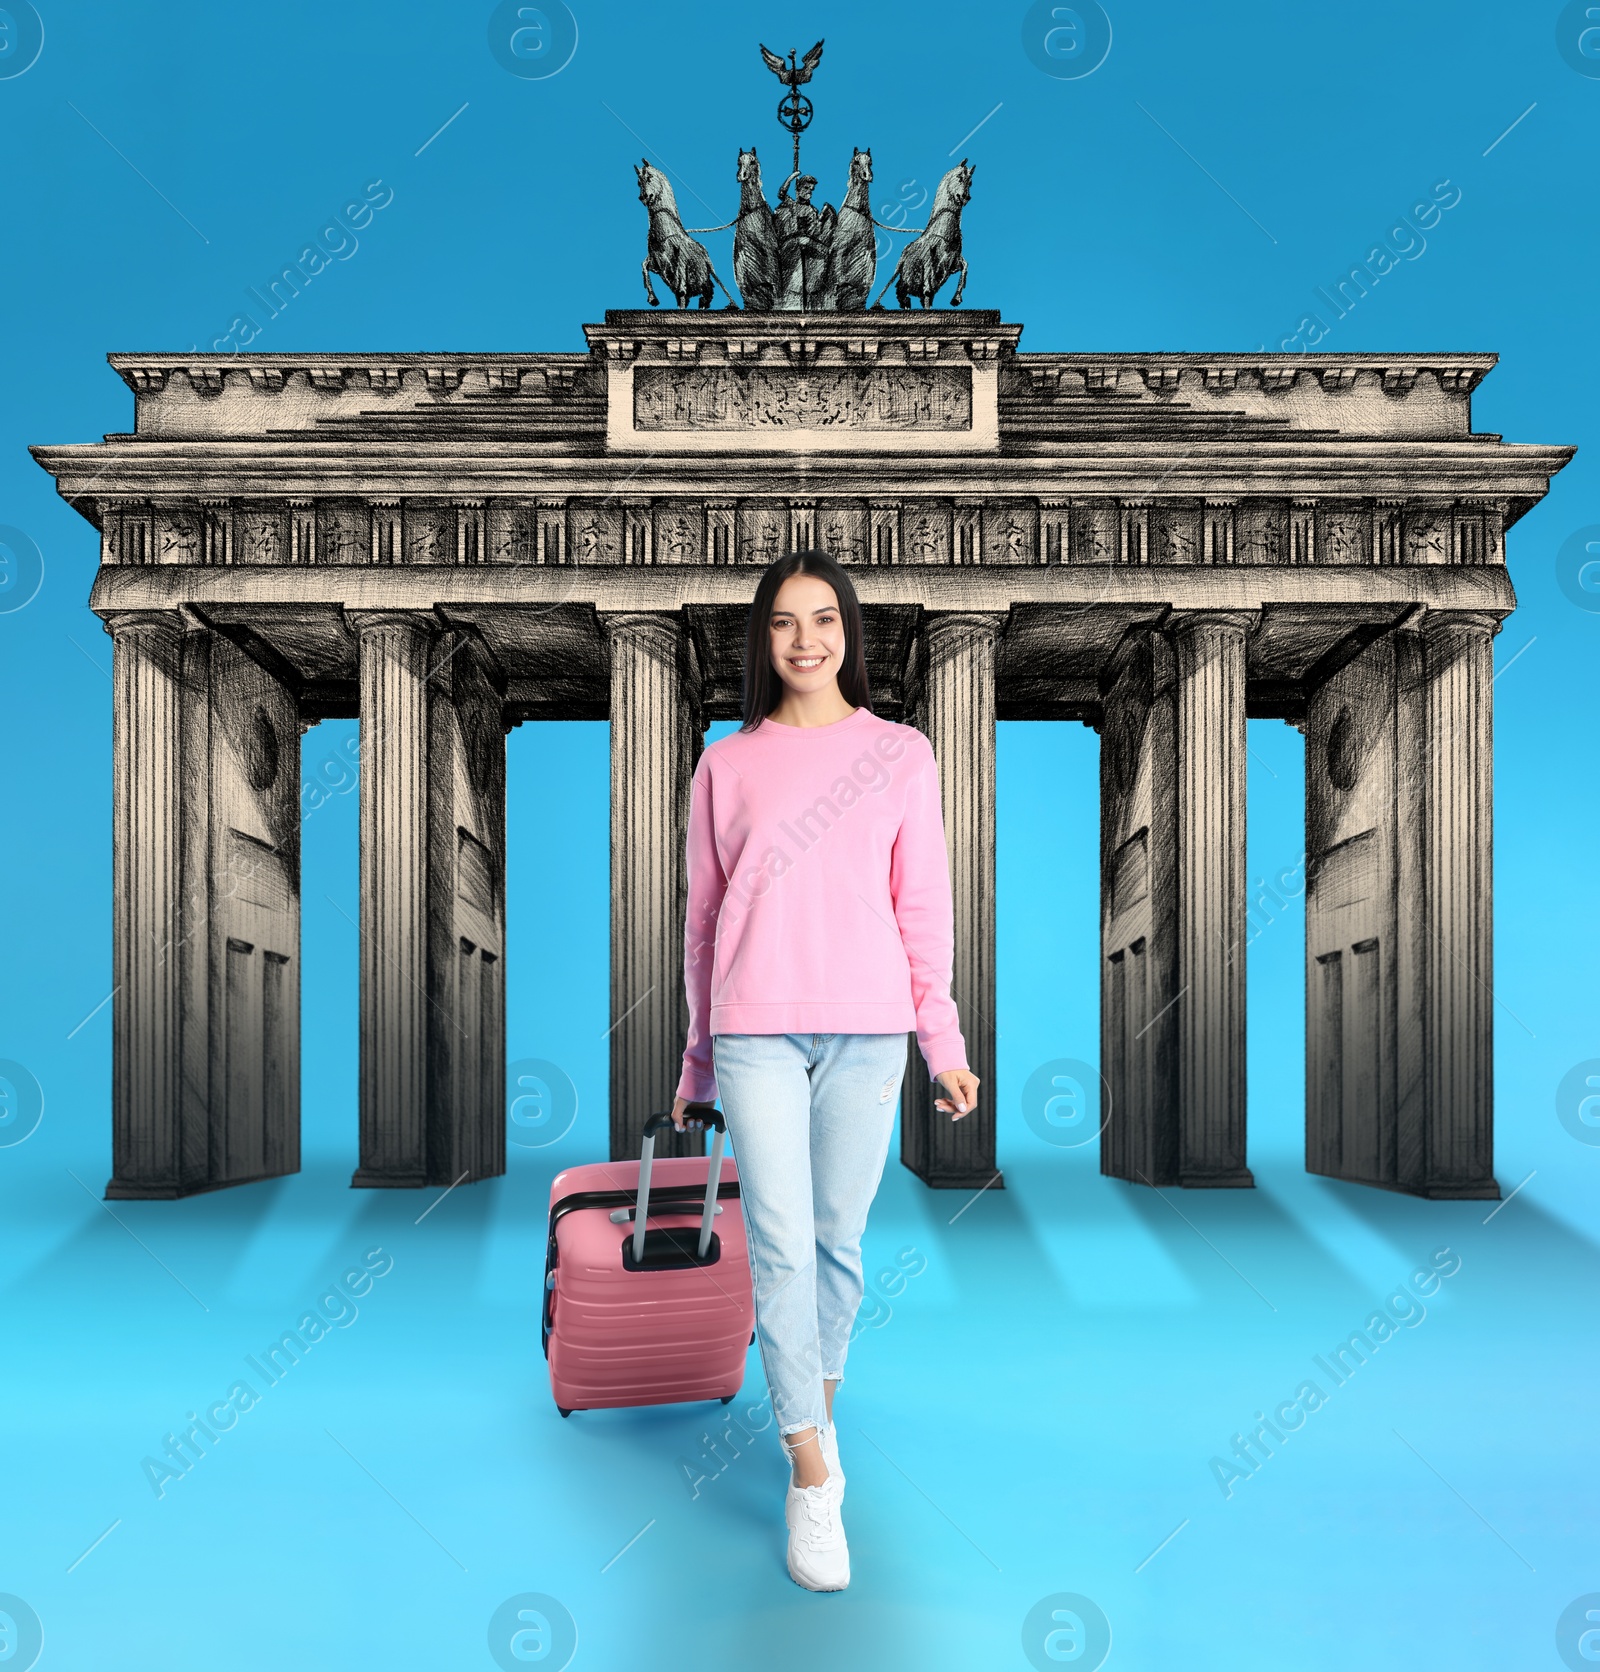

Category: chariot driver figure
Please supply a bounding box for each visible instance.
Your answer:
[774,172,835,310]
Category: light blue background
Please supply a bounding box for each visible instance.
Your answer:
[1,3,1596,1668]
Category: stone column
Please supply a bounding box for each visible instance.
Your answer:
[426,630,508,1188]
[1171,612,1253,1185]
[351,612,507,1188]
[352,611,433,1186]
[105,611,185,1197]
[1304,629,1406,1188]
[190,617,303,1191]
[1417,609,1498,1195]
[103,607,304,1199]
[600,611,700,1161]
[1303,608,1499,1198]
[176,610,213,1192]
[1099,629,1181,1186]
[901,613,1003,1190]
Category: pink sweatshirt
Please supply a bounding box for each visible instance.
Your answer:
[675,705,970,1105]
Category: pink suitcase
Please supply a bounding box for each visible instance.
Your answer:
[542,1108,756,1416]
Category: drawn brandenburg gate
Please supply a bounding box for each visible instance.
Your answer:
[31,311,1571,1200]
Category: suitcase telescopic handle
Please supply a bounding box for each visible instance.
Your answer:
[635,1106,725,1265]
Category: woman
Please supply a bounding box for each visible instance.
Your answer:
[668,549,981,1592]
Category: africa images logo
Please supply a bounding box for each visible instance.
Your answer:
[140,1249,395,1497]
[1208,1247,1462,1498]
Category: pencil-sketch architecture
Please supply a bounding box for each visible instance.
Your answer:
[31,312,1571,1200]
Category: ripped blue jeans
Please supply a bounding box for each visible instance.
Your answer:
[711,1032,908,1441]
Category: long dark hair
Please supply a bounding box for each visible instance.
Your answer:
[738,549,873,732]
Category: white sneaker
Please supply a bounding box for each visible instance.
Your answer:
[785,1472,850,1591]
[819,1419,845,1498]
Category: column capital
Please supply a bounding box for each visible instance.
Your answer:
[596,608,681,648]
[100,607,183,642]
[1424,607,1504,637]
[922,609,1006,640]
[344,607,437,639]
[1168,608,1260,639]
[1394,604,1504,638]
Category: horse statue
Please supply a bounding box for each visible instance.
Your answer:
[873,158,974,309]
[732,148,779,310]
[635,158,730,309]
[816,146,874,310]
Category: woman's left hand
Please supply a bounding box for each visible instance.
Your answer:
[933,1068,980,1119]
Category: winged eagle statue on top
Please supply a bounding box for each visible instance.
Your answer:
[633,37,975,312]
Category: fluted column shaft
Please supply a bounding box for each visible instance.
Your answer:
[601,610,698,1160]
[902,612,1003,1189]
[105,611,185,1195]
[353,611,434,1185]
[1172,612,1253,1185]
[176,610,214,1191]
[1420,610,1496,1192]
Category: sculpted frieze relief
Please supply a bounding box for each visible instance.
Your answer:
[632,364,972,431]
[90,493,1505,570]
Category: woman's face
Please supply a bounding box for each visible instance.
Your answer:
[768,573,848,695]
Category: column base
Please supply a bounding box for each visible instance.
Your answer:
[105,1177,185,1200]
[1415,1179,1500,1200]
[1177,1167,1256,1189]
[1102,1159,1178,1188]
[900,1159,1006,1192]
[350,1167,430,1189]
[105,1166,296,1200]
[1309,1165,1500,1201]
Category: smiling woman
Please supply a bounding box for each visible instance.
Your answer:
[667,548,980,1593]
[734,548,871,730]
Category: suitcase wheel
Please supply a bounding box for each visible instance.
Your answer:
[557,1407,573,1418]
[720,1393,735,1404]
[749,1330,756,1345]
